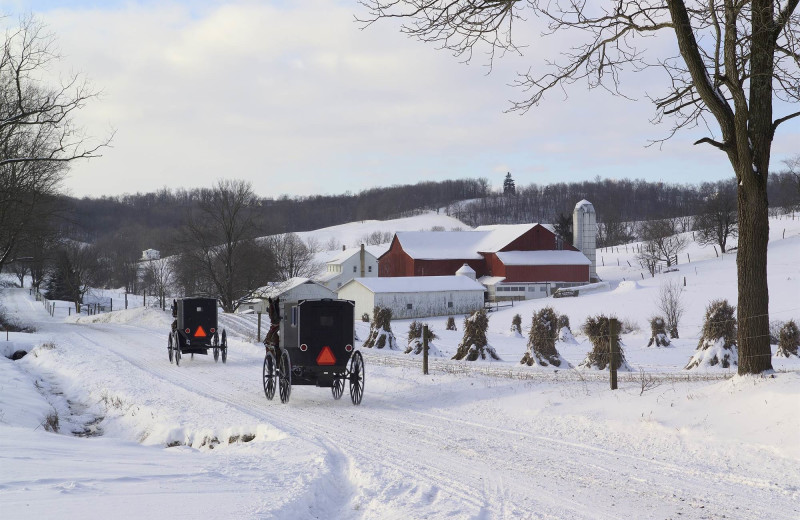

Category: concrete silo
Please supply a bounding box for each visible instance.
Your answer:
[573,200,598,281]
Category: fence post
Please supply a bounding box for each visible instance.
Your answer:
[609,318,619,390]
[257,312,262,342]
[143,290,146,307]
[423,324,429,375]
[110,298,113,312]
[125,292,128,309]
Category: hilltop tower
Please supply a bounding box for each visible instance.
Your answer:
[573,200,597,281]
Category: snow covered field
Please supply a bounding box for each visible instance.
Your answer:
[1,213,799,519]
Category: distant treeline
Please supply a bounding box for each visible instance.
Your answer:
[59,172,799,253]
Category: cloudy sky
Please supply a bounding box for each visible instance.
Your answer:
[3,0,798,198]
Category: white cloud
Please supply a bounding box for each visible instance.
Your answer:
[4,0,796,198]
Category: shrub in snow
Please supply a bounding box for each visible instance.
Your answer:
[520,307,568,367]
[406,321,438,355]
[579,314,630,371]
[769,320,785,345]
[446,316,457,331]
[361,313,370,323]
[363,306,398,350]
[452,309,499,361]
[510,314,522,336]
[557,314,570,330]
[647,316,671,347]
[685,299,737,369]
[776,320,800,358]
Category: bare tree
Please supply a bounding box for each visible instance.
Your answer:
[267,232,320,281]
[141,257,174,310]
[639,219,687,267]
[656,279,685,338]
[180,179,274,312]
[0,17,108,274]
[359,0,800,374]
[695,181,738,253]
[45,242,99,312]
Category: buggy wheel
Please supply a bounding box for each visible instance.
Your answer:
[348,351,364,405]
[278,350,291,404]
[175,342,181,366]
[168,333,174,363]
[263,352,277,400]
[213,347,219,362]
[331,373,344,400]
[191,353,194,360]
[221,330,227,364]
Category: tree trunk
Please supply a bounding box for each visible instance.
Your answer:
[736,172,773,374]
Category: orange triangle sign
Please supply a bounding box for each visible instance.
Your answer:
[316,346,336,366]
[194,326,207,338]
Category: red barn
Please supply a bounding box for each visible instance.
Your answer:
[378,224,591,300]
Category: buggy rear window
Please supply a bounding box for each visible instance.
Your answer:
[319,315,334,327]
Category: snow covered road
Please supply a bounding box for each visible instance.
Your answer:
[2,288,798,519]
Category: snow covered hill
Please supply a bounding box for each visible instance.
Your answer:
[1,213,799,519]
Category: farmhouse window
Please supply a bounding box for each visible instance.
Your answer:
[368,266,372,272]
[406,304,413,310]
[291,306,298,327]
[448,302,453,308]
[353,266,357,273]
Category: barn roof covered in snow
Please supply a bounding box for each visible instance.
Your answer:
[393,224,551,260]
[495,250,591,266]
[341,276,486,294]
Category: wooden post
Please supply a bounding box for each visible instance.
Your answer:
[684,276,686,286]
[69,307,71,316]
[609,318,619,390]
[423,324,429,375]
[257,312,262,342]
[143,290,146,307]
[687,253,690,263]
[783,229,786,239]
[713,246,718,257]
[125,292,128,309]
[110,298,113,312]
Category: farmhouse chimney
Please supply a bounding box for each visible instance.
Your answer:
[573,200,598,281]
[360,243,365,278]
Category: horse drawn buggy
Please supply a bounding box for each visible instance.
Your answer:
[262,298,364,405]
[168,298,227,366]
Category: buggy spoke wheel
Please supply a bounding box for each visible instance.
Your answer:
[213,347,219,362]
[263,353,277,400]
[168,334,174,363]
[331,374,344,400]
[221,331,227,364]
[278,350,291,404]
[175,341,181,366]
[348,351,364,405]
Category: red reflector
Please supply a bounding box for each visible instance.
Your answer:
[345,344,353,352]
[300,343,308,352]
[316,346,336,366]
[194,326,207,338]
[185,328,190,334]
[210,328,215,333]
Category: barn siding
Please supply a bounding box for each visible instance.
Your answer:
[503,264,589,283]
[413,259,486,277]
[378,237,414,277]
[374,290,484,319]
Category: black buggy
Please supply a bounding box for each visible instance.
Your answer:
[167,298,227,366]
[262,298,364,405]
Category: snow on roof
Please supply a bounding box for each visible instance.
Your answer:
[455,263,476,275]
[326,245,384,265]
[495,250,591,266]
[395,224,557,259]
[477,276,506,286]
[473,224,540,252]
[394,231,487,260]
[252,277,317,298]
[344,276,486,294]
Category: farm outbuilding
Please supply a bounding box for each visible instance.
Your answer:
[337,275,485,320]
[237,277,336,314]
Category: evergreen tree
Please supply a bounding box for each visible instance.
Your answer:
[503,172,516,196]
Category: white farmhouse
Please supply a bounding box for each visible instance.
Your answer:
[317,244,383,291]
[337,275,485,320]
[236,277,336,314]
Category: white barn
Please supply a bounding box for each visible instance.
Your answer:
[237,277,336,314]
[337,275,485,320]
